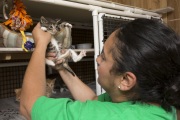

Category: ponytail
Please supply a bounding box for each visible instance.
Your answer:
[163,74,180,111]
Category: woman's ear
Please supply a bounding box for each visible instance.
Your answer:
[118,72,136,91]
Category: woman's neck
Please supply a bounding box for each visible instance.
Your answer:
[110,93,128,103]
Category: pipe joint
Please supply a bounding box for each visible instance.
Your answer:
[92,10,98,16]
[98,13,105,21]
[89,5,102,12]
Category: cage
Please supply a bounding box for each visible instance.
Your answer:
[0,0,162,119]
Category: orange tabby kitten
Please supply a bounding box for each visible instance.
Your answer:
[46,78,56,97]
[14,78,56,102]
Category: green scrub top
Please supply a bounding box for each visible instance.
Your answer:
[31,93,177,120]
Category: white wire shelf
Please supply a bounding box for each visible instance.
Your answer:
[0,48,94,60]
[0,48,94,52]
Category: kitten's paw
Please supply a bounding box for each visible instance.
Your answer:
[80,50,86,57]
[60,88,69,93]
[46,59,55,66]
[65,23,72,28]
[41,27,47,32]
[52,90,56,94]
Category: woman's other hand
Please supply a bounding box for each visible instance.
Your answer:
[32,22,51,47]
[46,52,65,70]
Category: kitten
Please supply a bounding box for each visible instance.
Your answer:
[14,78,56,102]
[14,88,21,102]
[46,78,56,97]
[40,16,86,76]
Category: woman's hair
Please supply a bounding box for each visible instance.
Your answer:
[111,18,180,112]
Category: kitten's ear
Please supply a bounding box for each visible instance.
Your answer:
[50,78,56,84]
[15,88,21,93]
[40,16,48,23]
[56,19,61,24]
[15,89,18,93]
[52,78,56,82]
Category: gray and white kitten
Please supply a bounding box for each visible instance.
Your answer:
[40,16,86,76]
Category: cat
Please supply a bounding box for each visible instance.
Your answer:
[14,88,22,102]
[14,78,56,102]
[46,78,56,97]
[40,16,86,76]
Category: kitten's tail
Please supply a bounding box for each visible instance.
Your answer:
[62,63,75,76]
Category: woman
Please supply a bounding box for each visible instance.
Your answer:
[20,18,180,120]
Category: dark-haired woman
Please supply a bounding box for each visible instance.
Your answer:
[20,18,180,120]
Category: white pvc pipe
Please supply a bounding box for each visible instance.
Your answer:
[31,0,157,19]
[68,0,161,17]
[98,13,105,94]
[98,13,104,57]
[96,6,152,19]
[104,14,135,20]
[92,10,101,95]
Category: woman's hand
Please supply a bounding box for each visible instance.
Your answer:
[46,52,65,70]
[46,52,57,62]
[32,22,51,47]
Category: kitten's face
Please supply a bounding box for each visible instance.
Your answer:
[40,16,61,35]
[46,78,56,89]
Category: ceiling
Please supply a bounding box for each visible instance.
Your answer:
[0,0,93,24]
[0,0,163,27]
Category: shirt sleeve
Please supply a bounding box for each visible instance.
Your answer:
[31,96,118,120]
[31,96,83,120]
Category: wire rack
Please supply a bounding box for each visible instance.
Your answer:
[0,28,94,99]
[103,15,132,41]
[0,62,26,98]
